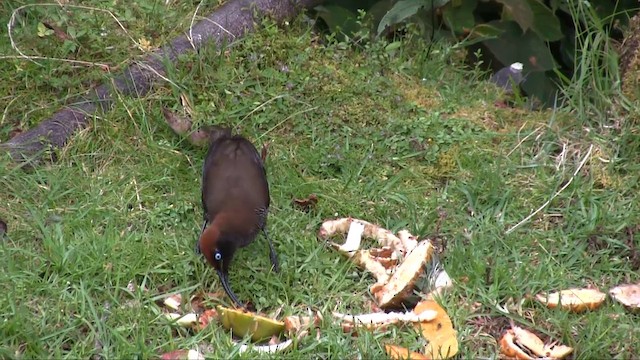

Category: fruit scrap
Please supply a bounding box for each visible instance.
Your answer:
[198,309,218,329]
[609,283,640,311]
[165,313,199,328]
[413,300,458,359]
[160,349,205,360]
[238,338,294,354]
[163,294,183,311]
[334,309,437,331]
[283,311,322,338]
[373,240,435,309]
[318,217,409,253]
[217,305,285,342]
[536,288,606,312]
[385,344,429,360]
[331,220,365,255]
[396,230,418,253]
[499,326,573,360]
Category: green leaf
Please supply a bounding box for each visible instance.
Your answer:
[527,0,563,41]
[521,71,560,107]
[376,0,430,36]
[482,20,556,71]
[442,0,478,34]
[314,5,361,38]
[385,41,403,52]
[466,23,504,41]
[37,22,53,38]
[495,0,533,32]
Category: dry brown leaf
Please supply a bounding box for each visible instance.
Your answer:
[536,288,606,312]
[609,283,640,310]
[385,344,429,360]
[162,108,193,135]
[260,142,270,163]
[413,300,458,359]
[0,218,6,237]
[292,194,318,212]
[42,21,71,41]
[499,326,573,360]
[179,93,194,118]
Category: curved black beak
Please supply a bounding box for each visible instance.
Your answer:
[217,269,244,308]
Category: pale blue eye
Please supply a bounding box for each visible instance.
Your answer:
[214,252,222,261]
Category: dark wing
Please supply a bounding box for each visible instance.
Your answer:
[201,136,270,228]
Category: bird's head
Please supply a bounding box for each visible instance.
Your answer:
[199,223,243,307]
[199,224,237,273]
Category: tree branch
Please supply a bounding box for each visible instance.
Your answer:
[1,0,323,163]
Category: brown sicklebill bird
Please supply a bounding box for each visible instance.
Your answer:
[195,132,279,308]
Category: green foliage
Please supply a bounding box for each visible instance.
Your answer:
[2,6,640,358]
[312,0,640,107]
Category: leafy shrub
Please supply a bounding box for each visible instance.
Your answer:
[312,0,639,107]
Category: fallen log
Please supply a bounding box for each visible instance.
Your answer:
[1,0,323,164]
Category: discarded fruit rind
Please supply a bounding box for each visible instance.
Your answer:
[165,313,199,328]
[609,283,640,311]
[374,240,435,309]
[160,349,205,360]
[238,338,294,354]
[385,344,429,360]
[334,310,437,329]
[198,309,218,329]
[536,288,606,312]
[396,230,418,253]
[352,250,390,284]
[216,306,285,342]
[499,330,535,360]
[331,221,365,255]
[499,327,573,360]
[163,294,183,311]
[283,313,321,334]
[413,300,458,359]
[319,217,408,253]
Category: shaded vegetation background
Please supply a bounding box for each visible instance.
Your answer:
[314,0,639,107]
[1,0,640,358]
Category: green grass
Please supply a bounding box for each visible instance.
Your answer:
[2,2,640,359]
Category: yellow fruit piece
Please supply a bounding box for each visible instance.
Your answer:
[413,300,458,359]
[536,288,606,312]
[374,240,434,309]
[385,344,429,360]
[216,306,285,342]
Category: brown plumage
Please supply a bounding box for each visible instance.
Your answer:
[196,133,278,307]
